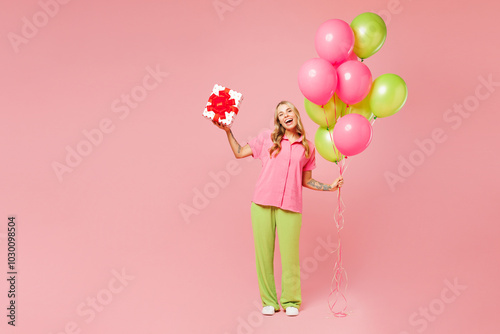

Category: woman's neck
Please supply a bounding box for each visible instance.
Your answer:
[285,129,299,142]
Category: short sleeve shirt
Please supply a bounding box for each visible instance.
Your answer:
[248,129,316,213]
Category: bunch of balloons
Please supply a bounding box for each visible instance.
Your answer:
[298,12,408,162]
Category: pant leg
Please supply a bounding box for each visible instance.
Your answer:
[275,208,302,309]
[250,202,280,310]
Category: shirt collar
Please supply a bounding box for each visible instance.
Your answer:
[282,134,304,144]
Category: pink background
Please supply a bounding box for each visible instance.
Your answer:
[1,0,499,333]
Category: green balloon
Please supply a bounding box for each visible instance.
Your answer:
[369,74,408,118]
[350,12,387,59]
[304,95,346,128]
[314,127,343,163]
[345,95,375,121]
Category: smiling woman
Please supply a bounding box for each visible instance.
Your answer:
[213,100,343,317]
[270,101,310,156]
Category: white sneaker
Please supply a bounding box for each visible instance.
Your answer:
[285,306,299,316]
[262,306,275,315]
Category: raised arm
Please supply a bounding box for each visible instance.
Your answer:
[213,121,252,159]
[302,170,343,191]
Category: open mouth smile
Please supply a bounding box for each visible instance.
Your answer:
[284,118,293,125]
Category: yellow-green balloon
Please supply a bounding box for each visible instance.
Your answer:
[350,12,387,59]
[314,127,343,163]
[304,95,346,128]
[345,94,375,121]
[369,73,408,118]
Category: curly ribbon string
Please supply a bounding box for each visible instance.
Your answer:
[320,101,376,317]
[328,156,349,317]
[321,99,350,317]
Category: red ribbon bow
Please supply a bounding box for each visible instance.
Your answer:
[206,88,239,123]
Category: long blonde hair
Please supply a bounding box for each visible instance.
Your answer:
[269,101,311,158]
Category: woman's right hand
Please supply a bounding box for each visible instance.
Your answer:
[212,120,230,133]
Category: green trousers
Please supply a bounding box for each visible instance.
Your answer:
[251,202,302,310]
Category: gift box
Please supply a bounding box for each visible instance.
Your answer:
[203,84,243,127]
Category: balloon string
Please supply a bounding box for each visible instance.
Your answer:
[328,158,348,317]
[321,97,345,163]
[334,159,346,230]
[320,103,349,317]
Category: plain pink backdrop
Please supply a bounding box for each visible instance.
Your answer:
[1,0,499,333]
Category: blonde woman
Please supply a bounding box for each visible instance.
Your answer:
[214,101,343,316]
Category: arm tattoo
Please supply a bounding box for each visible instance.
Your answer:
[230,131,242,153]
[307,179,332,191]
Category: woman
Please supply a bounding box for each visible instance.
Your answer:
[214,101,343,316]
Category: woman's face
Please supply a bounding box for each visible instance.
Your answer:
[277,104,297,131]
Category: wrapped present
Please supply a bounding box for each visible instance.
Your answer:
[203,84,243,127]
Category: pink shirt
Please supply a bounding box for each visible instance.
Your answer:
[248,129,316,213]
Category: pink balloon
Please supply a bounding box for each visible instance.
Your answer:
[315,19,354,65]
[332,113,373,156]
[346,50,358,61]
[336,60,372,105]
[298,58,338,106]
[334,50,358,69]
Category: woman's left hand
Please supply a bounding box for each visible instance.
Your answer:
[330,176,344,191]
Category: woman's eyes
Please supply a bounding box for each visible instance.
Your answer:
[278,110,292,117]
